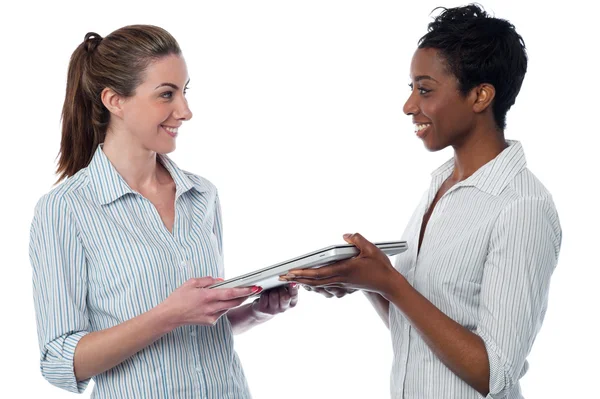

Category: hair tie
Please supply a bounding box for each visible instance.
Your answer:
[84,32,103,53]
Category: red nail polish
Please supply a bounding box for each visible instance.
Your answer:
[252,286,263,293]
[290,283,298,288]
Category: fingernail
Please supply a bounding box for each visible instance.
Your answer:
[285,273,296,278]
[343,233,352,239]
[216,278,225,281]
[251,286,263,294]
[290,283,298,288]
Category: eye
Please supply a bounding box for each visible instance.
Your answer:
[160,91,173,99]
[184,86,190,95]
[408,83,431,95]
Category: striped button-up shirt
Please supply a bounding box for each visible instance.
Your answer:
[390,141,561,398]
[29,146,251,398]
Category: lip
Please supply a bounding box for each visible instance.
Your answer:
[414,123,431,139]
[161,125,178,138]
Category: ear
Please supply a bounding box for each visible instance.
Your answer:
[472,83,495,113]
[101,87,126,118]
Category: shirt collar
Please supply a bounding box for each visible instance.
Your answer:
[88,145,208,206]
[431,140,527,196]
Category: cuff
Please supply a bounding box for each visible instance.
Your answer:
[476,327,514,399]
[41,330,91,393]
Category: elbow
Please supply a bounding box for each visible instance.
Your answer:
[476,382,490,398]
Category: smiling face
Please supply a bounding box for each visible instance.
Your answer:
[403,48,479,152]
[117,54,193,154]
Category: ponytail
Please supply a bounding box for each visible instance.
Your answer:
[56,33,106,183]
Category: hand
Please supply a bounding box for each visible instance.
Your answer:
[162,277,259,328]
[252,283,299,316]
[280,233,399,295]
[302,285,357,298]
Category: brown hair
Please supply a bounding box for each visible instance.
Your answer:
[56,25,181,182]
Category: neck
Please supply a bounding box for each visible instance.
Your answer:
[101,130,162,192]
[450,125,507,182]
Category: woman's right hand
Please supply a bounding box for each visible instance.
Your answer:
[302,285,357,298]
[161,277,259,328]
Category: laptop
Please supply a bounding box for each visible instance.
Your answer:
[209,241,407,290]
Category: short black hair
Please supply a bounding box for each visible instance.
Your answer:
[418,4,527,130]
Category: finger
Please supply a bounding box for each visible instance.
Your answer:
[190,276,220,288]
[288,283,299,297]
[279,286,291,308]
[343,232,376,255]
[314,287,334,298]
[210,296,249,313]
[269,288,280,310]
[282,261,350,281]
[212,286,259,301]
[292,275,343,288]
[289,286,299,307]
[208,309,229,323]
[305,287,333,298]
[258,290,269,312]
[325,287,351,298]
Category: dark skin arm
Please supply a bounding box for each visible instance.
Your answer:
[281,233,490,396]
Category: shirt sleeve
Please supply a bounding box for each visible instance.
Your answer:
[29,193,91,393]
[475,197,562,398]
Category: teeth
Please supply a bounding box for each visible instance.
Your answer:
[164,126,178,134]
[414,123,430,132]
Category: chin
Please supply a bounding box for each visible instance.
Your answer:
[150,142,176,155]
[422,140,447,153]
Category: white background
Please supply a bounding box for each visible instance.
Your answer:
[1,0,598,398]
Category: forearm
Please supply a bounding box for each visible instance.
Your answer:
[363,291,390,329]
[383,273,490,396]
[74,304,175,381]
[227,303,273,335]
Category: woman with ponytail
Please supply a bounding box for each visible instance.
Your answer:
[30,25,297,398]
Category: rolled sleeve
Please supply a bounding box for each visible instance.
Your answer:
[476,197,561,398]
[29,193,91,393]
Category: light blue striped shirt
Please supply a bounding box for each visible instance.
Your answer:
[390,141,562,398]
[29,146,251,398]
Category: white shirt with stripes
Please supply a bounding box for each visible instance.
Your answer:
[29,146,251,398]
[389,140,561,398]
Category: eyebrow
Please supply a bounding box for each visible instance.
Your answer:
[413,75,439,83]
[155,79,190,90]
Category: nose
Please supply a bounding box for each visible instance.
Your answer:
[403,90,419,116]
[174,96,193,121]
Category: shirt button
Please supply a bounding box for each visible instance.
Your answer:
[195,366,202,372]
[190,328,196,337]
[180,260,187,269]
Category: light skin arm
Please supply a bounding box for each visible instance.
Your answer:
[227,283,299,334]
[74,277,256,381]
[281,233,490,396]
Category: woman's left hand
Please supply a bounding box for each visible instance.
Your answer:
[280,233,399,295]
[252,283,299,316]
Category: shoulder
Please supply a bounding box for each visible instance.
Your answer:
[500,168,559,219]
[496,169,561,245]
[33,169,90,220]
[507,168,554,201]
